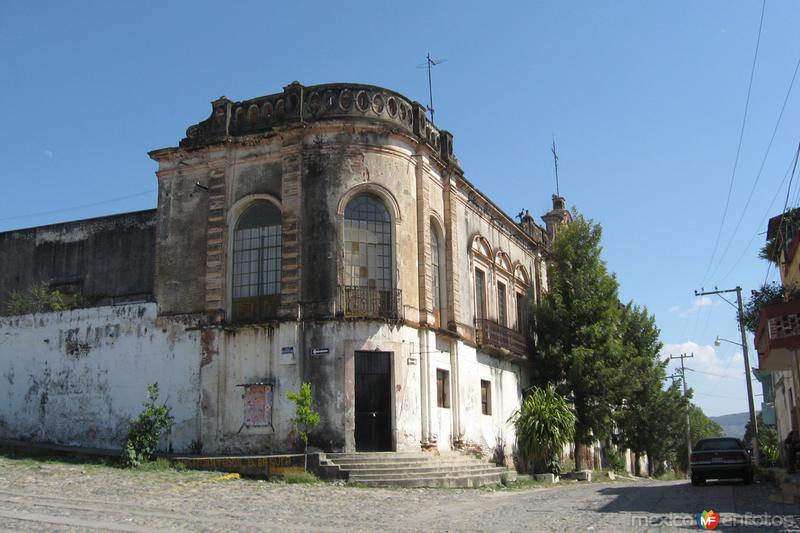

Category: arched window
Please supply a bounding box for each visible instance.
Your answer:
[430,221,446,327]
[232,202,282,320]
[343,195,392,289]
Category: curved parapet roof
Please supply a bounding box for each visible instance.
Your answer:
[178,81,455,164]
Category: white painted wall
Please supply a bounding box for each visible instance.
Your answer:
[0,304,200,452]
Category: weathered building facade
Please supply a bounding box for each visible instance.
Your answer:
[0,82,563,460]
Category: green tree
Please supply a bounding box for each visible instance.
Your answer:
[530,211,627,470]
[509,385,576,474]
[287,382,321,471]
[614,304,689,475]
[744,414,780,466]
[5,282,65,315]
[122,383,174,468]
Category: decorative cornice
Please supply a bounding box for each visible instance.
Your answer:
[172,82,456,166]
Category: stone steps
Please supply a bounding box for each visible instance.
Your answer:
[322,451,515,488]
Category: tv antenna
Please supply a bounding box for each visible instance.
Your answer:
[417,53,447,123]
[551,136,560,196]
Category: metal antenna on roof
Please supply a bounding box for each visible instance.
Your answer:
[417,53,447,124]
[551,136,560,197]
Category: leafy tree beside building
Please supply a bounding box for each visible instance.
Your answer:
[529,211,630,470]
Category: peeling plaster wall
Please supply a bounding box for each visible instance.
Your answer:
[0,304,200,452]
[197,320,424,455]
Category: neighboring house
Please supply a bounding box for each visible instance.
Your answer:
[0,82,566,460]
[754,211,800,456]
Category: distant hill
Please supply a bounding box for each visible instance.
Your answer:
[710,412,754,440]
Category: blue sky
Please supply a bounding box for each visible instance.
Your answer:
[2,1,799,418]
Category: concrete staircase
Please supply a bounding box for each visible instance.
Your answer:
[319,451,516,488]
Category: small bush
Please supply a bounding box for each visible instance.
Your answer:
[122,384,173,468]
[280,471,318,484]
[5,282,65,315]
[604,447,625,472]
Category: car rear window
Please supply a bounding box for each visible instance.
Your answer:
[694,439,742,451]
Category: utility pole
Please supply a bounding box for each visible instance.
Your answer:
[695,286,760,465]
[670,352,694,476]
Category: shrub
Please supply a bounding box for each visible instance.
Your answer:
[604,446,625,472]
[509,385,576,474]
[5,282,65,315]
[281,471,318,484]
[122,383,173,468]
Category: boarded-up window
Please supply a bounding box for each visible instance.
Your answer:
[437,369,450,408]
[481,380,491,415]
[243,383,274,426]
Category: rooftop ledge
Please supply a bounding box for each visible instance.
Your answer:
[169,81,455,165]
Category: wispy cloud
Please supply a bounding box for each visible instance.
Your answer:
[669,296,719,319]
[660,341,744,381]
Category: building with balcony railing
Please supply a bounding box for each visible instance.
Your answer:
[0,82,559,461]
[755,211,800,450]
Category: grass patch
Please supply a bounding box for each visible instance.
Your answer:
[275,471,318,484]
[0,445,114,468]
[130,457,184,472]
[655,471,685,481]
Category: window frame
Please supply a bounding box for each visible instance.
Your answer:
[343,194,394,290]
[436,368,450,408]
[228,196,283,322]
[480,379,492,416]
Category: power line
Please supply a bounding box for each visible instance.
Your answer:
[701,0,766,287]
[691,369,744,381]
[719,152,797,284]
[709,50,800,283]
[764,143,800,285]
[0,189,157,222]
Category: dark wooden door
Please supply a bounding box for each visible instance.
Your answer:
[355,351,392,451]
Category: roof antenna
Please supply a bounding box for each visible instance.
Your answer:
[417,53,447,124]
[551,136,560,196]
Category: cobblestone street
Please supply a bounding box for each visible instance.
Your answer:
[1,456,799,532]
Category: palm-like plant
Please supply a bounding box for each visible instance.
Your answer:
[509,385,576,474]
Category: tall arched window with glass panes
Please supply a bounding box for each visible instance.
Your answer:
[232,202,282,321]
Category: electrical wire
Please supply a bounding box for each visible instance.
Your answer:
[700,0,767,287]
[719,152,797,284]
[709,51,800,283]
[0,189,157,222]
[763,143,800,286]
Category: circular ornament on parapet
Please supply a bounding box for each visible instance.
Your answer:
[325,90,337,110]
[307,92,322,116]
[340,89,353,111]
[387,97,398,117]
[372,93,385,114]
[355,90,370,112]
[262,101,273,120]
[399,104,407,122]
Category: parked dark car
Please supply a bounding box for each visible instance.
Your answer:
[690,437,753,485]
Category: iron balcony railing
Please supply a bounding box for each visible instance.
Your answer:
[475,318,528,357]
[339,286,402,321]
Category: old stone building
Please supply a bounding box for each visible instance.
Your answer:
[0,82,565,460]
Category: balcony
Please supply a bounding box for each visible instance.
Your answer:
[338,286,402,321]
[754,299,800,372]
[475,318,528,361]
